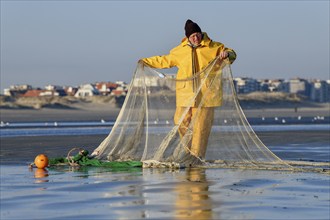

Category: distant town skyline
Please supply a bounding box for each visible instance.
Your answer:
[4,76,330,103]
[3,75,329,90]
[1,1,329,90]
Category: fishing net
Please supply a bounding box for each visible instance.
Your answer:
[92,57,328,172]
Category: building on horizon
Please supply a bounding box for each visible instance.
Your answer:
[309,79,329,102]
[234,77,260,94]
[288,78,310,97]
[95,82,118,96]
[3,84,33,97]
[74,84,100,97]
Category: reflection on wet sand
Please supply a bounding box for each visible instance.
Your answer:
[33,168,49,183]
[175,168,214,220]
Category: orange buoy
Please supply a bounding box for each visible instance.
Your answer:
[34,154,49,169]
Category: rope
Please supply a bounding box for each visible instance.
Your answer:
[67,147,84,167]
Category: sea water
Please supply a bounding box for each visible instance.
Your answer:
[0,120,329,137]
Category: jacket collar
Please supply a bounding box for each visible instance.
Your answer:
[181,32,211,47]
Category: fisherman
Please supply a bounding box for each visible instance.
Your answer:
[141,19,236,159]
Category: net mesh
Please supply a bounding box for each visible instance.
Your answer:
[92,57,296,170]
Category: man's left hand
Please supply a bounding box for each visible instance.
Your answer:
[219,51,229,59]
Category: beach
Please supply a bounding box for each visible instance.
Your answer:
[1,106,329,220]
[1,130,329,165]
[1,102,329,123]
[1,103,329,164]
[1,164,329,220]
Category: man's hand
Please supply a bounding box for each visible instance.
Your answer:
[219,51,229,59]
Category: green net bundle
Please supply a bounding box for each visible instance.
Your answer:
[49,149,142,168]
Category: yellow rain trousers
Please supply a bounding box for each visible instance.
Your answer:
[174,106,214,158]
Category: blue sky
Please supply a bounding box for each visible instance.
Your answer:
[1,1,329,90]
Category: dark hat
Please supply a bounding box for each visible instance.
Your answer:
[185,19,202,38]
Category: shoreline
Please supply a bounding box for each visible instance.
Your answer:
[1,103,329,122]
[0,107,121,123]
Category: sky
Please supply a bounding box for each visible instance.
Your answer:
[1,1,329,90]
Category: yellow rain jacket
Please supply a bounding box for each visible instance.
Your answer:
[142,32,236,107]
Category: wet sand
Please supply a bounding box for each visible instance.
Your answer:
[1,162,329,219]
[1,131,329,165]
[0,135,106,165]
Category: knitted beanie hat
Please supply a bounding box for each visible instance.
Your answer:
[185,19,202,38]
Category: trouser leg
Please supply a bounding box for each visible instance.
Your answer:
[174,107,192,151]
[174,106,192,139]
[174,106,215,158]
[190,107,215,158]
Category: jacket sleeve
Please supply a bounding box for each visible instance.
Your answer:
[226,48,237,64]
[141,54,175,69]
[215,41,237,64]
